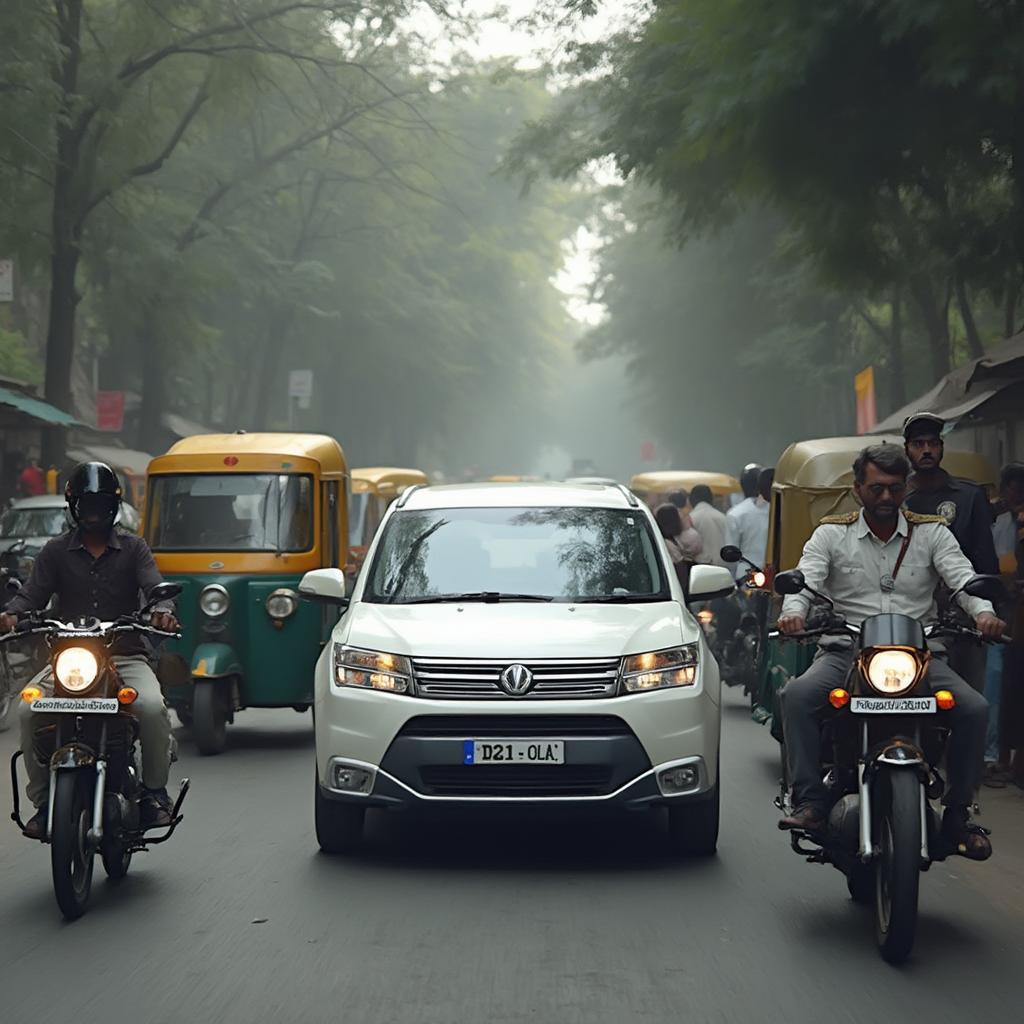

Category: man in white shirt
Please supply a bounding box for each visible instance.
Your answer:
[724,466,770,578]
[776,444,1004,857]
[688,485,728,566]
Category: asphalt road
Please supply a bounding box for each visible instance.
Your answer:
[0,690,1021,1024]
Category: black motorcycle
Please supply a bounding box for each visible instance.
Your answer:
[713,545,769,694]
[771,568,1007,964]
[7,582,190,920]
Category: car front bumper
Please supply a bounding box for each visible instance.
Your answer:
[315,675,720,809]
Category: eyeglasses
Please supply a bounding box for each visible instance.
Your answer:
[864,482,906,498]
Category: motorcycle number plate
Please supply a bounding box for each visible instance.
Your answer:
[850,696,936,714]
[30,697,119,714]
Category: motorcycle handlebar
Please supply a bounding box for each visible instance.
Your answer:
[0,615,181,643]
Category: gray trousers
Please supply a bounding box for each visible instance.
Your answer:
[19,655,172,808]
[779,648,988,811]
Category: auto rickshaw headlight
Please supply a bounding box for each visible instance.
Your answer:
[54,647,100,692]
[334,645,412,693]
[265,589,299,620]
[864,649,920,696]
[199,584,230,618]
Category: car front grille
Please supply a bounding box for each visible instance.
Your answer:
[418,764,614,797]
[412,657,620,700]
[396,715,634,739]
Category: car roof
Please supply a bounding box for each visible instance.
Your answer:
[398,482,638,511]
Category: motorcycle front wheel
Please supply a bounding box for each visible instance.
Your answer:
[51,771,96,920]
[874,770,921,964]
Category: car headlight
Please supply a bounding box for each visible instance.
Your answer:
[864,649,922,696]
[334,645,412,693]
[621,645,699,692]
[199,584,230,618]
[265,588,299,620]
[54,647,100,693]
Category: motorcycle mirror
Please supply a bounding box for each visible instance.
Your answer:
[5,576,22,594]
[143,582,182,610]
[959,574,1006,604]
[719,545,743,564]
[773,569,807,596]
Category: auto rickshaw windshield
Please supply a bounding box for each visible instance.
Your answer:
[148,473,314,552]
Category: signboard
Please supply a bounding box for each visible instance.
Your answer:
[855,366,877,435]
[96,391,125,433]
[289,369,313,410]
[0,260,12,303]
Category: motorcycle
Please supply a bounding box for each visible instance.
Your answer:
[6,581,190,920]
[711,545,769,695]
[771,568,1007,964]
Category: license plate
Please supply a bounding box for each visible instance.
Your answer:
[463,740,565,765]
[850,696,936,715]
[30,697,119,715]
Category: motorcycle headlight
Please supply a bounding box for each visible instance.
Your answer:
[334,645,411,694]
[864,649,922,696]
[54,647,100,693]
[621,645,699,693]
[199,584,230,618]
[265,588,299,620]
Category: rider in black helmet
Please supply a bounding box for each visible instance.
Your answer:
[2,462,179,838]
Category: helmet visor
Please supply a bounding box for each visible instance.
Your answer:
[76,493,119,531]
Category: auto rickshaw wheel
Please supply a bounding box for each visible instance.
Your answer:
[193,680,228,756]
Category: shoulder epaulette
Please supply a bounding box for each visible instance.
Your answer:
[904,510,948,525]
[818,511,859,526]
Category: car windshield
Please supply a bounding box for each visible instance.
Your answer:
[148,474,314,552]
[364,506,668,603]
[0,507,67,539]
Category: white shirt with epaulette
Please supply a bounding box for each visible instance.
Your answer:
[780,508,995,626]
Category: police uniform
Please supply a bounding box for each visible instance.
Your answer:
[779,508,993,813]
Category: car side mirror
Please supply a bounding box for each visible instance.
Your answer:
[687,565,735,602]
[719,545,742,564]
[300,568,351,607]
[960,574,1005,604]
[143,581,182,610]
[773,569,806,596]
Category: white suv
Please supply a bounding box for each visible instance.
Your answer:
[300,482,733,856]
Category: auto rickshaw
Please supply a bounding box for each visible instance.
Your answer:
[628,470,742,511]
[349,467,428,576]
[144,433,348,754]
[755,435,997,736]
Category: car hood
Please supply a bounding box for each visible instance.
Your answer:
[339,601,694,660]
[0,536,50,554]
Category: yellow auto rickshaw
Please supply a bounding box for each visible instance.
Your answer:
[757,435,997,735]
[349,467,429,575]
[628,470,742,511]
[144,433,348,754]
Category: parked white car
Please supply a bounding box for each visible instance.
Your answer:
[301,482,733,856]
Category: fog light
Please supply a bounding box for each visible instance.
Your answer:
[658,765,700,794]
[331,763,374,794]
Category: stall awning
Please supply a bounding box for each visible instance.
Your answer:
[0,386,81,427]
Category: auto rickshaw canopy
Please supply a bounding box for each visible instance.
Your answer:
[151,432,347,478]
[629,470,742,499]
[768,435,997,570]
[351,467,428,501]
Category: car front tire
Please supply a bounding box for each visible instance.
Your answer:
[315,774,365,854]
[666,780,720,857]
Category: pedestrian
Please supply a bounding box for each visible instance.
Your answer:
[666,489,704,562]
[655,503,696,590]
[724,465,770,579]
[17,457,45,498]
[688,484,729,567]
[903,412,998,695]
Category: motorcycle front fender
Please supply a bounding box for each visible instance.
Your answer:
[49,742,97,771]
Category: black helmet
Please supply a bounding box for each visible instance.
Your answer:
[66,462,122,533]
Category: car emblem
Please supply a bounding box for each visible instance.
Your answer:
[499,663,535,697]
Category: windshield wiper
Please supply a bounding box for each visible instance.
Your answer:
[574,594,668,604]
[397,591,555,605]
